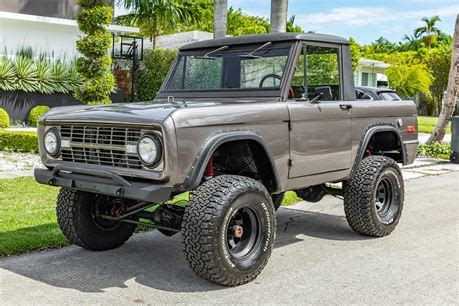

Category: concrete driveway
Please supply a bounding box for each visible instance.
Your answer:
[1,170,458,305]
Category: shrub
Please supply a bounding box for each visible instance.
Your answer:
[0,130,38,152]
[136,49,177,101]
[28,105,50,127]
[417,142,452,159]
[0,54,83,94]
[75,0,114,105]
[0,108,10,128]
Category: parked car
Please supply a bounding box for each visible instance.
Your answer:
[34,33,419,287]
[356,86,402,101]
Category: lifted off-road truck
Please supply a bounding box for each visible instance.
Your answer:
[35,33,418,286]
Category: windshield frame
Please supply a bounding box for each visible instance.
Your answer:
[157,41,297,99]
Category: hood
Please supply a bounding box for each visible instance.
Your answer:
[42,102,185,125]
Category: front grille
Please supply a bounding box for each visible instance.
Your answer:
[59,125,144,169]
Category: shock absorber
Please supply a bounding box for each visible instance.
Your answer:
[204,156,214,180]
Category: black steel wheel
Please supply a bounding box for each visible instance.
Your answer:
[182,175,276,286]
[56,188,136,251]
[344,156,404,237]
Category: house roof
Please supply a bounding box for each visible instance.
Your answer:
[180,32,349,50]
[358,57,390,68]
[0,11,139,34]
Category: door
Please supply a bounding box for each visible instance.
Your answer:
[287,44,352,178]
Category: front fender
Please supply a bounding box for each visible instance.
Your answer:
[179,130,280,192]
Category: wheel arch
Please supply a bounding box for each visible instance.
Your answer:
[351,124,406,176]
[180,131,281,193]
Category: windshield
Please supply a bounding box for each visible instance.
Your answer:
[164,45,291,92]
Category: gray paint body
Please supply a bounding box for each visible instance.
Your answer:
[36,33,418,200]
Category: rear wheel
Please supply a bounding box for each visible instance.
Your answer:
[56,188,136,251]
[343,156,404,237]
[182,175,276,286]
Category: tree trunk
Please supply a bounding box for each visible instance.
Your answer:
[270,0,288,33]
[213,0,227,39]
[426,14,459,144]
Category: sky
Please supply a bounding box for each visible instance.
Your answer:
[115,0,459,45]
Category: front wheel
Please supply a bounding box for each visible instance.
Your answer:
[182,175,276,286]
[343,156,404,237]
[56,188,136,251]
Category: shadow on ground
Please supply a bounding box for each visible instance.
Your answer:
[0,206,371,293]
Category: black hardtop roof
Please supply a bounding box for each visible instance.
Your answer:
[180,32,350,50]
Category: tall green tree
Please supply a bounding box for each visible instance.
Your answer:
[414,16,441,49]
[427,14,458,144]
[75,0,114,105]
[349,38,361,72]
[115,0,201,48]
[286,15,302,32]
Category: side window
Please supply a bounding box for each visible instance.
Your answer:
[306,45,341,101]
[289,48,306,99]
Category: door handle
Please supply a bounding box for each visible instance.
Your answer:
[339,104,353,110]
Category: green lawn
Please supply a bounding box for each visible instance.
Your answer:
[417,116,451,134]
[0,177,303,257]
[0,177,66,257]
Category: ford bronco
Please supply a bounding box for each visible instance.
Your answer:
[35,33,419,286]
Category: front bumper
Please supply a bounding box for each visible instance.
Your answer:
[34,165,173,202]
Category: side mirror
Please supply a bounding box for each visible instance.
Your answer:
[314,86,333,101]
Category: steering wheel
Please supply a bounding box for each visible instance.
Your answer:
[259,73,282,88]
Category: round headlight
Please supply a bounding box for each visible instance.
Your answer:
[137,134,162,167]
[44,128,60,157]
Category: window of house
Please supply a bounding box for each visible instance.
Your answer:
[361,72,369,86]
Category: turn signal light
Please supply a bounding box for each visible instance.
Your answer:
[407,125,416,133]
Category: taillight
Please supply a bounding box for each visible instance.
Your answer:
[407,125,416,133]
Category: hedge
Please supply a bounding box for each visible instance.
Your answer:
[0,130,38,152]
[0,108,9,128]
[28,105,50,127]
[136,49,177,101]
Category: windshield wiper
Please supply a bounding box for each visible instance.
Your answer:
[194,45,229,60]
[240,42,272,59]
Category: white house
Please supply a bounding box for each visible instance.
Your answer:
[355,58,390,87]
[0,3,138,60]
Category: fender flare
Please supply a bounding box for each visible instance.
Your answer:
[180,130,281,192]
[351,124,406,175]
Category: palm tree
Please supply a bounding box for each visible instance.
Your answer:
[115,0,201,48]
[213,0,228,38]
[426,14,459,144]
[414,16,441,49]
[286,15,302,32]
[270,0,288,33]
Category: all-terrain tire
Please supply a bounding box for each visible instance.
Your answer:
[343,156,404,237]
[56,188,136,251]
[182,175,276,286]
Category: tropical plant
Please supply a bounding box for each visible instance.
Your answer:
[286,15,302,33]
[116,0,202,48]
[385,63,433,98]
[14,56,38,92]
[349,38,361,72]
[35,58,54,94]
[414,16,441,49]
[0,56,16,91]
[426,14,458,144]
[75,0,114,105]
